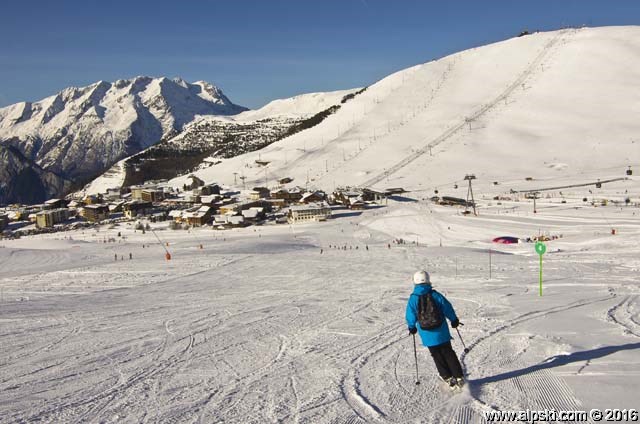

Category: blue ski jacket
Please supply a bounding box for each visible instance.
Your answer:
[405,283,458,347]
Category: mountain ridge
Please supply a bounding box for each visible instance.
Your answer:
[169,26,640,197]
[0,76,247,204]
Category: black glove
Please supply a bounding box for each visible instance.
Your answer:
[408,327,417,335]
[451,319,461,329]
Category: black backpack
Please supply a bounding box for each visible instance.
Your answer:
[417,292,443,330]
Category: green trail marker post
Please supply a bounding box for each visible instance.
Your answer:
[535,241,547,296]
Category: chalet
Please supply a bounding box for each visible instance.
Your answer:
[6,207,39,221]
[212,214,245,229]
[218,203,239,215]
[67,200,84,208]
[241,207,265,222]
[123,201,153,219]
[242,200,272,213]
[83,194,103,205]
[288,202,332,224]
[213,214,227,225]
[220,189,240,199]
[250,187,271,200]
[361,188,389,202]
[227,215,245,227]
[108,201,125,213]
[44,198,67,210]
[183,194,202,204]
[168,210,184,223]
[6,209,26,221]
[197,184,221,196]
[35,208,70,228]
[200,195,222,206]
[220,200,270,216]
[332,189,361,206]
[183,206,212,227]
[299,191,326,204]
[266,198,287,210]
[271,187,303,204]
[162,197,199,207]
[347,199,365,210]
[83,204,110,222]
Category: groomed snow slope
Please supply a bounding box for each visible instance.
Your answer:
[0,196,639,422]
[231,88,358,121]
[170,26,640,197]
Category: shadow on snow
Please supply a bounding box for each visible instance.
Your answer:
[470,342,640,386]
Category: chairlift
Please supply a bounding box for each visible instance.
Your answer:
[454,184,458,189]
[434,189,439,194]
[596,181,602,189]
[627,166,633,176]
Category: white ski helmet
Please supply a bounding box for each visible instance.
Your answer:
[413,270,430,285]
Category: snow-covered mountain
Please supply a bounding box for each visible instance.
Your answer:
[84,88,358,193]
[171,26,640,197]
[0,145,72,205]
[7,26,640,204]
[0,77,246,204]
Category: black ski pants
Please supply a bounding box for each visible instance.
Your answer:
[427,341,463,379]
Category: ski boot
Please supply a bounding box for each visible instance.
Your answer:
[440,376,455,387]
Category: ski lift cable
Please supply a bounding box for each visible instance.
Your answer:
[600,210,613,229]
[402,178,462,193]
[149,226,170,255]
[380,162,636,195]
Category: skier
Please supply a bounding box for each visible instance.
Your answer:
[405,270,465,388]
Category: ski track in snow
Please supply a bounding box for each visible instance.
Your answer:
[1,194,640,422]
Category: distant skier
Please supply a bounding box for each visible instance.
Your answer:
[406,270,465,389]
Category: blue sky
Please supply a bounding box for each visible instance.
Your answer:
[0,0,638,109]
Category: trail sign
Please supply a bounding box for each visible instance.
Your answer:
[535,242,546,295]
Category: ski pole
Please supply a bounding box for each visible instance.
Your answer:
[412,333,420,385]
[455,327,470,353]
